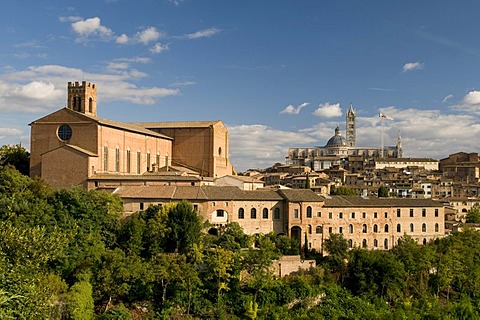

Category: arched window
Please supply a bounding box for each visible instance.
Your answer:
[348,239,353,248]
[362,224,367,233]
[397,224,401,233]
[251,208,257,219]
[339,212,343,219]
[422,223,426,232]
[308,225,312,234]
[89,97,93,113]
[410,223,414,232]
[274,207,280,219]
[423,238,427,245]
[435,223,439,232]
[373,239,378,248]
[306,206,312,218]
[373,224,378,233]
[316,226,323,234]
[384,224,389,233]
[362,239,367,248]
[349,224,354,233]
[263,208,269,219]
[384,238,389,249]
[238,208,244,219]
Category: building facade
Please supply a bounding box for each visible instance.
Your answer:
[29,81,234,189]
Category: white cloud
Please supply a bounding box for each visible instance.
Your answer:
[0,64,179,113]
[59,16,82,23]
[169,81,196,87]
[442,94,453,103]
[150,43,169,54]
[313,102,342,118]
[116,34,129,44]
[186,27,220,39]
[71,17,114,42]
[279,102,309,115]
[402,61,424,72]
[453,90,480,114]
[168,0,185,6]
[136,27,163,45]
[228,124,317,171]
[0,128,23,139]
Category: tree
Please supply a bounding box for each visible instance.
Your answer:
[378,186,389,197]
[465,204,480,223]
[331,186,357,196]
[164,200,203,255]
[0,144,30,176]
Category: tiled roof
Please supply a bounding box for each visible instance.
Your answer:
[129,120,221,129]
[277,189,325,202]
[322,195,443,208]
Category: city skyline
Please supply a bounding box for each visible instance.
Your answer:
[1,0,479,171]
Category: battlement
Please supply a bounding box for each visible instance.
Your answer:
[68,81,96,90]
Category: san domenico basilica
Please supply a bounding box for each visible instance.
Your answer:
[29,81,444,253]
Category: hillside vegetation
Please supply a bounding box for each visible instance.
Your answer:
[0,164,479,319]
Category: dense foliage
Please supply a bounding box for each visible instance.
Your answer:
[1,163,480,319]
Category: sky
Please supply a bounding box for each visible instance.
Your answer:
[0,0,479,172]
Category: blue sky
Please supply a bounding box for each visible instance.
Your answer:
[1,0,479,171]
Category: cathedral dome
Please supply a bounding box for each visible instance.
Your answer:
[325,126,347,147]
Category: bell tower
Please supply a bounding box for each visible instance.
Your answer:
[67,81,97,116]
[346,104,356,147]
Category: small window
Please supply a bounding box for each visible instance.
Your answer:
[422,223,426,232]
[374,212,378,219]
[362,224,367,233]
[339,212,343,219]
[422,209,426,217]
[217,210,225,218]
[435,223,439,232]
[115,148,120,172]
[294,209,299,219]
[238,208,245,219]
[317,212,322,217]
[329,212,333,219]
[306,206,312,218]
[410,223,414,232]
[423,238,427,245]
[435,209,439,217]
[384,224,389,233]
[397,224,401,233]
[351,212,356,219]
[362,239,367,248]
[328,227,333,233]
[373,224,378,233]
[193,204,198,211]
[384,238,389,249]
[410,209,414,217]
[374,239,378,247]
[384,212,388,218]
[339,226,343,233]
[349,224,354,233]
[316,226,323,234]
[397,209,401,217]
[274,208,280,219]
[362,212,366,219]
[348,239,353,248]
[140,202,144,211]
[263,208,269,219]
[251,208,257,219]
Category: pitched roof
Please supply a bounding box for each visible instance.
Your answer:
[322,195,443,208]
[277,189,325,202]
[129,120,222,129]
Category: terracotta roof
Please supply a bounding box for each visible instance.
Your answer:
[91,173,201,182]
[277,189,325,202]
[322,195,443,208]
[129,120,222,129]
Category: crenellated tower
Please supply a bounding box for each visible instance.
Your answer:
[396,131,403,158]
[67,81,97,116]
[346,104,356,147]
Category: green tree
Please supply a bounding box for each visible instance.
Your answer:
[66,274,95,320]
[378,185,389,197]
[0,144,30,176]
[465,204,480,223]
[331,186,357,195]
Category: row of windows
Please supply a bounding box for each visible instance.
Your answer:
[311,223,440,234]
[312,209,440,220]
[237,207,281,220]
[103,147,167,173]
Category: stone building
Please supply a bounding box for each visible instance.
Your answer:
[29,81,234,189]
[113,185,444,251]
